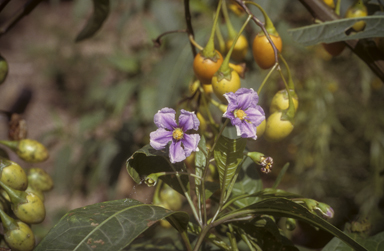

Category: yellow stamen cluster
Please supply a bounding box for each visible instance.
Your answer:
[235,109,247,120]
[172,128,184,140]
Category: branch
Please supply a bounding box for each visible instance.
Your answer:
[298,0,384,82]
[184,0,197,57]
[0,0,44,37]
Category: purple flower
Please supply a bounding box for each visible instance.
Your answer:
[150,108,200,163]
[223,88,265,140]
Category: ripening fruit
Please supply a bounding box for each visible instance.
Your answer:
[0,54,8,85]
[0,209,35,251]
[25,185,44,202]
[160,186,182,211]
[26,167,54,192]
[4,220,35,251]
[197,112,207,133]
[0,139,49,163]
[226,34,249,62]
[264,112,294,142]
[252,33,282,69]
[345,2,367,31]
[322,42,345,56]
[256,119,266,138]
[323,0,335,8]
[212,70,241,103]
[12,192,46,224]
[0,160,28,191]
[270,89,299,114]
[193,51,223,85]
[189,80,200,96]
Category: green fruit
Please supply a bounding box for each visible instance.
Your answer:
[264,112,294,142]
[0,181,45,224]
[26,167,53,192]
[270,89,299,114]
[12,192,46,224]
[0,208,35,251]
[0,139,49,163]
[4,220,35,251]
[160,185,182,211]
[25,185,44,202]
[345,1,367,31]
[0,54,8,85]
[0,159,28,191]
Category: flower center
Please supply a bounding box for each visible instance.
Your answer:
[235,109,247,120]
[172,128,184,140]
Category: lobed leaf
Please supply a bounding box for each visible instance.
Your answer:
[75,0,110,42]
[35,199,189,251]
[126,145,189,196]
[288,15,384,46]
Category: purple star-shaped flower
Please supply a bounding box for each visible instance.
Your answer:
[150,108,200,163]
[223,88,265,140]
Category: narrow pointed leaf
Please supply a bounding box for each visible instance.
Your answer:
[232,198,367,251]
[75,0,110,42]
[288,15,384,46]
[272,163,289,189]
[214,125,246,192]
[35,199,189,251]
[195,136,206,186]
[126,144,189,196]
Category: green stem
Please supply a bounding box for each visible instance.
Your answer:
[239,229,256,251]
[257,63,278,94]
[152,179,163,204]
[278,69,295,121]
[0,140,18,151]
[180,229,193,251]
[335,0,341,15]
[227,224,239,251]
[243,1,277,35]
[220,15,252,75]
[202,0,223,58]
[165,160,202,226]
[0,180,27,204]
[279,54,295,90]
[222,0,236,39]
[0,208,18,231]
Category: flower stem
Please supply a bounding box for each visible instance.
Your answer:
[219,15,252,75]
[202,0,223,58]
[257,63,278,94]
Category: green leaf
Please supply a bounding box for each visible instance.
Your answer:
[214,125,247,192]
[126,145,189,196]
[272,163,289,189]
[107,54,139,73]
[35,199,189,251]
[323,230,384,251]
[75,0,110,42]
[231,157,263,208]
[195,136,206,186]
[235,198,367,251]
[288,15,384,46]
[204,181,220,200]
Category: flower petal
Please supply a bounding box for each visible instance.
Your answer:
[179,109,200,131]
[245,106,265,126]
[154,108,177,130]
[181,133,200,157]
[223,92,237,105]
[150,128,173,150]
[236,121,257,140]
[169,140,186,163]
[236,88,259,109]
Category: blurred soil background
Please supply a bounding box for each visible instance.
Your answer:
[0,0,383,248]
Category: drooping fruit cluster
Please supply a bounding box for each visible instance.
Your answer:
[0,129,52,250]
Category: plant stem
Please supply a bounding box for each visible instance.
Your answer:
[202,0,223,57]
[257,63,278,94]
[220,15,252,75]
[0,0,44,36]
[279,54,295,90]
[235,0,280,69]
[222,0,236,39]
[189,35,203,50]
[184,0,197,57]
